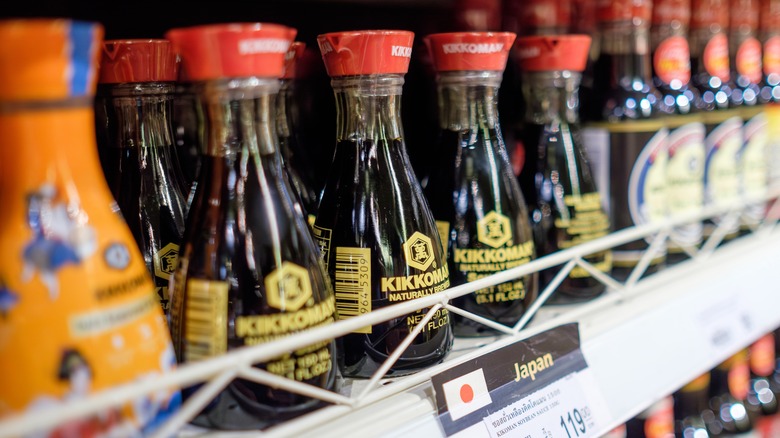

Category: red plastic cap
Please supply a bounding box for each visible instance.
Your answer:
[283,41,306,79]
[99,39,178,84]
[761,0,780,31]
[596,0,653,23]
[652,0,691,26]
[691,0,729,28]
[505,0,572,31]
[424,32,516,72]
[454,0,502,31]
[165,23,296,81]
[514,34,592,72]
[317,30,414,77]
[730,0,760,29]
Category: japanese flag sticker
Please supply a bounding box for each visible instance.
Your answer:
[441,368,493,420]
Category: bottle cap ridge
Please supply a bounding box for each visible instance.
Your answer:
[424,32,516,72]
[165,23,296,81]
[0,18,103,101]
[514,34,592,72]
[283,41,306,79]
[317,30,414,77]
[596,0,653,24]
[99,39,179,84]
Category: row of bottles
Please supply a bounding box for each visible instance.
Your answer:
[616,329,780,438]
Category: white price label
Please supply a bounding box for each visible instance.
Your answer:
[696,296,754,354]
[482,369,610,438]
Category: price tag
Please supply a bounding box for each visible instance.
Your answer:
[431,323,611,438]
[696,296,754,355]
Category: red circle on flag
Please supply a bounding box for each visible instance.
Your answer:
[460,384,474,403]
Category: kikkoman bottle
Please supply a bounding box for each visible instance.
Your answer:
[315,30,453,377]
[730,0,770,233]
[166,23,338,429]
[0,19,180,435]
[690,0,742,242]
[422,31,538,337]
[172,72,203,195]
[515,34,612,303]
[279,41,319,226]
[582,0,672,280]
[95,39,189,313]
[673,374,712,438]
[651,0,708,264]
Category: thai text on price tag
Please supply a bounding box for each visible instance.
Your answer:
[483,370,608,438]
[696,295,754,355]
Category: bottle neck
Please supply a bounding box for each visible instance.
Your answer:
[435,71,501,131]
[198,77,280,158]
[599,22,655,88]
[522,71,582,125]
[276,79,293,141]
[97,82,175,150]
[332,74,404,143]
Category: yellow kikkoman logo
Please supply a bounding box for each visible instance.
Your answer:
[478,211,512,248]
[154,242,180,280]
[265,262,313,312]
[403,232,435,271]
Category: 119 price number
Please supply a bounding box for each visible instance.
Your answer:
[559,407,591,438]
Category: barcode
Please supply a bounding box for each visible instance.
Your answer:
[184,279,228,362]
[334,247,372,334]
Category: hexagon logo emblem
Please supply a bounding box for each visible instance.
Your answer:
[403,232,435,271]
[477,211,512,248]
[153,242,180,280]
[265,262,312,312]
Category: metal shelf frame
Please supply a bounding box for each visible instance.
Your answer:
[1,192,779,438]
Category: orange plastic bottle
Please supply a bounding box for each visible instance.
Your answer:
[0,19,180,436]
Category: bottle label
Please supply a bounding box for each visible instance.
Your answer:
[749,334,776,377]
[555,193,612,278]
[582,123,669,266]
[0,183,179,430]
[666,122,705,249]
[449,212,535,305]
[312,224,333,268]
[704,33,731,82]
[183,279,229,362]
[728,355,751,400]
[436,220,450,258]
[736,37,763,84]
[740,111,768,226]
[333,247,372,334]
[152,242,179,312]
[653,36,692,86]
[764,36,780,76]
[704,114,742,208]
[382,232,451,302]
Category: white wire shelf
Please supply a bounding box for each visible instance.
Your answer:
[2,191,780,438]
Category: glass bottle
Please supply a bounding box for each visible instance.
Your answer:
[707,350,754,435]
[745,334,780,419]
[651,0,708,264]
[278,41,319,226]
[690,0,743,242]
[166,23,338,430]
[624,396,675,438]
[515,34,612,303]
[172,80,203,199]
[422,32,537,337]
[314,30,453,378]
[581,0,672,281]
[94,39,189,313]
[730,0,770,232]
[0,18,180,435]
[762,0,780,196]
[673,374,712,438]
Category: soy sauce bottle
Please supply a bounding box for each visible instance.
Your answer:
[95,39,189,313]
[422,32,537,336]
[745,334,780,419]
[730,0,770,232]
[707,350,754,435]
[166,23,338,429]
[582,0,673,281]
[624,396,675,438]
[651,0,708,264]
[315,30,453,377]
[673,374,712,438]
[690,0,742,242]
[515,34,612,302]
[279,41,319,226]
